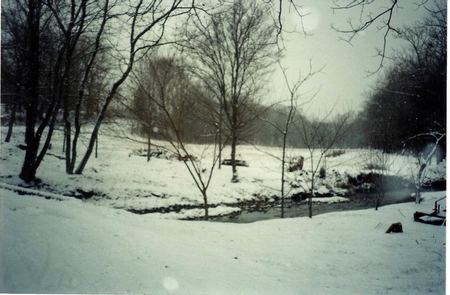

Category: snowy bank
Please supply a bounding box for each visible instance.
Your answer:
[0,188,445,294]
[1,126,445,220]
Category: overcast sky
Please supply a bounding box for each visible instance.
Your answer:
[270,0,434,117]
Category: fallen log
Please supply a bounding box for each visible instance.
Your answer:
[221,159,249,167]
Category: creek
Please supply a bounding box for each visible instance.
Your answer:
[211,188,421,223]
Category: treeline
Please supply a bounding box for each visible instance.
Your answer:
[125,93,360,149]
[118,53,357,149]
[1,0,445,184]
[359,0,446,154]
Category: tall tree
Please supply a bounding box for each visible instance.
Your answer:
[130,54,222,220]
[2,0,202,181]
[293,110,354,218]
[1,0,28,142]
[361,0,446,153]
[63,0,111,174]
[181,0,280,182]
[19,0,43,182]
[45,0,93,174]
[1,0,114,181]
[258,62,320,218]
[129,54,210,145]
[74,0,197,174]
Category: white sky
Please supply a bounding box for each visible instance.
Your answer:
[270,0,433,117]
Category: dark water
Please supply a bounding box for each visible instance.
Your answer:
[211,188,417,223]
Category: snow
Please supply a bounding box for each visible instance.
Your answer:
[311,196,349,204]
[0,125,446,294]
[0,188,445,294]
[1,125,445,219]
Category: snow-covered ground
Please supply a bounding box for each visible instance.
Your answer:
[1,125,446,219]
[0,187,445,294]
[0,124,446,294]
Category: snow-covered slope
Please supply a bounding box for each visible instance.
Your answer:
[1,126,446,219]
[1,188,445,294]
[1,124,446,293]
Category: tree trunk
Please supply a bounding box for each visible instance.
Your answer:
[62,135,66,153]
[20,100,61,183]
[20,0,41,182]
[20,138,39,182]
[69,1,106,173]
[375,174,385,210]
[69,120,81,173]
[76,117,101,173]
[95,133,98,159]
[5,102,16,143]
[75,78,125,174]
[230,130,238,182]
[308,196,313,218]
[375,193,383,210]
[280,132,287,219]
[64,119,72,173]
[75,16,140,175]
[416,163,426,204]
[218,105,223,169]
[308,178,314,218]
[281,162,286,218]
[147,131,151,162]
[202,191,209,220]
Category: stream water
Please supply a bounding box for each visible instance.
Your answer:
[211,188,418,223]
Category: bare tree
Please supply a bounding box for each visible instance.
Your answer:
[257,62,320,218]
[330,0,447,73]
[1,0,113,182]
[330,0,401,71]
[1,13,24,143]
[67,1,111,174]
[16,0,44,182]
[128,54,209,146]
[4,0,202,182]
[129,53,223,220]
[404,131,445,204]
[40,0,112,174]
[363,149,396,210]
[180,0,281,182]
[293,109,354,218]
[360,0,446,204]
[74,0,198,174]
[129,62,160,161]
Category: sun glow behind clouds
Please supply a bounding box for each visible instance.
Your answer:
[284,5,321,34]
[297,6,321,33]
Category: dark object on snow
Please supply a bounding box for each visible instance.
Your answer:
[288,156,304,172]
[413,196,446,226]
[75,189,95,200]
[222,159,249,167]
[130,149,170,159]
[178,154,197,162]
[325,149,345,158]
[319,166,326,179]
[386,222,403,233]
[17,144,27,150]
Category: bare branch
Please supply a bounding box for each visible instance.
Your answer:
[331,0,400,72]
